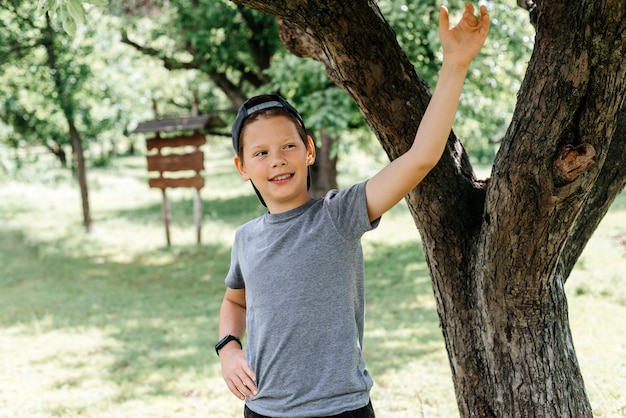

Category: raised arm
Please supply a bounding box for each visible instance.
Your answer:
[365,3,490,221]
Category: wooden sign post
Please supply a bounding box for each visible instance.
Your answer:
[132,99,226,246]
[146,133,206,246]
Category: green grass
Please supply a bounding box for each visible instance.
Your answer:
[0,144,625,417]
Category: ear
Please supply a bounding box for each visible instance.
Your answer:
[234,155,250,181]
[306,136,316,166]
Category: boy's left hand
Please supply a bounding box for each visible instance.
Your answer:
[439,2,490,68]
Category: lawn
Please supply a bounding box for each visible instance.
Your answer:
[0,143,624,417]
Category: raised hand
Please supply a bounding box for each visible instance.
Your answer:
[439,2,490,68]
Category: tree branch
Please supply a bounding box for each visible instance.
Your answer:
[119,30,200,71]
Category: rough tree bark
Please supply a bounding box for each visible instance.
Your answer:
[232,0,626,416]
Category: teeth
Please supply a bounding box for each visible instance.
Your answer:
[273,174,291,181]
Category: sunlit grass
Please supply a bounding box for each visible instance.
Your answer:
[0,143,624,417]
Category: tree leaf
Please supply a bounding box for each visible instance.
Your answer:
[66,0,86,24]
[61,11,77,36]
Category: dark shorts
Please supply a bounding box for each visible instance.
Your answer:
[244,400,375,418]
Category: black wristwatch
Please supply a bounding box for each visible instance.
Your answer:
[215,334,242,356]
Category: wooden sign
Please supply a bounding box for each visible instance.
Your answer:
[146,133,206,246]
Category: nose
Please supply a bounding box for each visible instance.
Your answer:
[271,152,287,167]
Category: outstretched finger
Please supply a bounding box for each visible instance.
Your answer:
[464,2,478,23]
[479,5,490,30]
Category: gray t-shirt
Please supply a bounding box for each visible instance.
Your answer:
[225,181,379,417]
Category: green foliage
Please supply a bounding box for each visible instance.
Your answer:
[171,1,280,74]
[0,0,79,154]
[36,0,108,36]
[118,0,280,88]
[0,1,208,170]
[379,0,442,86]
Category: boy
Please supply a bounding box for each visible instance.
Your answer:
[217,3,489,417]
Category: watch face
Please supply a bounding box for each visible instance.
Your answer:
[216,336,229,351]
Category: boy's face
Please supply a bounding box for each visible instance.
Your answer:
[234,115,315,213]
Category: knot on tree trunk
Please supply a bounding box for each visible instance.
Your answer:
[553,143,596,186]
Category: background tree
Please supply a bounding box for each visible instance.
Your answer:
[0,0,71,165]
[0,0,189,230]
[231,0,626,417]
[1,0,96,231]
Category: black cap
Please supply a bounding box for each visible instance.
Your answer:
[231,94,311,208]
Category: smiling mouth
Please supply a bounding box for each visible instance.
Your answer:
[270,173,293,182]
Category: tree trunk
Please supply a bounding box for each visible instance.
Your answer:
[310,131,338,198]
[68,118,92,233]
[43,13,93,233]
[232,0,626,416]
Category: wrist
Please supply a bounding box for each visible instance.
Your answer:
[218,342,242,358]
[215,334,243,356]
[440,60,470,74]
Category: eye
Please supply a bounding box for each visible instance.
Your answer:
[254,150,267,157]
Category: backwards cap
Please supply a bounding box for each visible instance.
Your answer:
[232,94,306,155]
[231,94,310,207]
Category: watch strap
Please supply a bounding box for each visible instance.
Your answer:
[215,334,242,356]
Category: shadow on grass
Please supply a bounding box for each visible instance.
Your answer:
[1,227,440,409]
[364,240,443,376]
[0,228,231,404]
